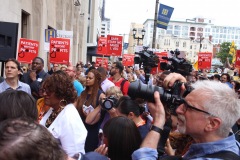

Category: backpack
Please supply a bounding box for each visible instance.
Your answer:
[120,79,127,93]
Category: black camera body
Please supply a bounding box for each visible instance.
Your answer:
[134,47,160,83]
[100,96,118,111]
[134,47,159,68]
[128,80,183,110]
[160,49,192,76]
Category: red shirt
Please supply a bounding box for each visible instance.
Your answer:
[108,77,130,95]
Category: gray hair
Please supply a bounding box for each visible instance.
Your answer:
[191,80,240,137]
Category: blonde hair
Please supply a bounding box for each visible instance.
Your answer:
[105,86,123,99]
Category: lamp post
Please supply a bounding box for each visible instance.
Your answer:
[132,28,146,45]
[199,35,204,53]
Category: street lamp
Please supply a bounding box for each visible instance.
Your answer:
[132,28,146,45]
[199,35,204,52]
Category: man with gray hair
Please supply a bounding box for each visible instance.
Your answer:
[132,73,240,159]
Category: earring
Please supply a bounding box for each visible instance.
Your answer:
[59,99,67,109]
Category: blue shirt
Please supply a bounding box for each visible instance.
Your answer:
[0,80,31,95]
[132,135,240,160]
[225,82,233,88]
[183,134,240,159]
[73,80,84,96]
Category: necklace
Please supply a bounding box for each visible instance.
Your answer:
[45,107,64,128]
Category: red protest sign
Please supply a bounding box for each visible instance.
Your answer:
[18,38,39,63]
[155,52,168,63]
[49,38,70,64]
[96,57,108,69]
[155,52,168,72]
[235,50,240,68]
[97,37,107,55]
[198,52,212,69]
[122,54,134,67]
[107,35,122,56]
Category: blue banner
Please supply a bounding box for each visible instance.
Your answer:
[124,43,129,50]
[157,4,174,30]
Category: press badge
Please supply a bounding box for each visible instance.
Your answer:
[37,78,43,82]
[83,105,94,114]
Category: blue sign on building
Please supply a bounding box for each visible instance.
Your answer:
[124,43,129,50]
[157,4,174,30]
[45,29,56,42]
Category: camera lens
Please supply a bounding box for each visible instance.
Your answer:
[128,80,171,103]
[103,101,112,110]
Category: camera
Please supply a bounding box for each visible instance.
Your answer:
[134,47,159,83]
[160,49,193,76]
[100,96,118,110]
[134,47,159,68]
[128,80,184,108]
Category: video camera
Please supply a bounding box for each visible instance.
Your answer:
[160,49,193,76]
[134,47,159,83]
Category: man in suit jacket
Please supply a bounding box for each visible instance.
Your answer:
[21,57,49,99]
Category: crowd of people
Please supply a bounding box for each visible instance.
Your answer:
[0,56,239,160]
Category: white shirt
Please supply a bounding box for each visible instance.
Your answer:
[40,103,87,157]
[101,78,115,93]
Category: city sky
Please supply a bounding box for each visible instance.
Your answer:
[105,0,240,36]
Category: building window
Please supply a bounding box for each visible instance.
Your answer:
[174,25,181,30]
[176,41,179,47]
[21,10,30,38]
[166,30,172,35]
[183,42,186,47]
[168,25,173,29]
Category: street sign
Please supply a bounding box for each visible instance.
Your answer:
[45,29,56,42]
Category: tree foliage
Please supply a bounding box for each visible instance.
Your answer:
[216,42,235,64]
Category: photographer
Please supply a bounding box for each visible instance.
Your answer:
[132,73,240,159]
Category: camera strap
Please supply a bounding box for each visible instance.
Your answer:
[157,118,172,157]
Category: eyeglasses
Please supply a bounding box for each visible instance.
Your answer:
[182,98,215,116]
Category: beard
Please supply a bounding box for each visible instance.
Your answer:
[110,70,116,76]
[177,115,186,134]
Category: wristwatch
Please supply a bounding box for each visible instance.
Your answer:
[150,125,163,134]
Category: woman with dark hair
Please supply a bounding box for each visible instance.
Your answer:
[96,116,142,160]
[75,69,105,152]
[0,90,37,122]
[39,70,87,157]
[115,96,149,139]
